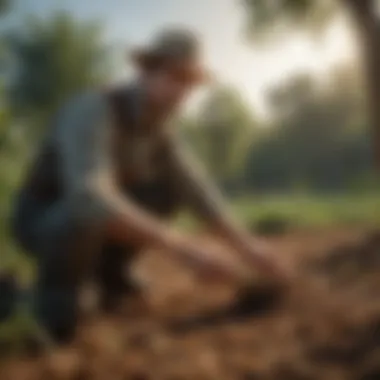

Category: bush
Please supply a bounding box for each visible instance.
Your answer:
[251,213,295,236]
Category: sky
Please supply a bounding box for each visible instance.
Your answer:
[5,0,357,117]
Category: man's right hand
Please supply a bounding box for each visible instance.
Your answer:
[170,238,248,283]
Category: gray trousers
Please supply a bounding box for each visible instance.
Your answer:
[11,179,181,342]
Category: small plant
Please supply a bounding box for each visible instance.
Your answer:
[252,213,294,236]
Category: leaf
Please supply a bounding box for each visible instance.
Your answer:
[243,0,338,42]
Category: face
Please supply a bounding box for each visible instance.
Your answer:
[143,66,196,113]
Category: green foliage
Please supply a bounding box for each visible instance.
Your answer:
[0,84,32,276]
[182,64,371,193]
[178,193,380,233]
[0,0,9,15]
[8,11,109,127]
[244,66,370,192]
[243,0,337,40]
[234,193,380,230]
[253,213,294,236]
[184,85,256,185]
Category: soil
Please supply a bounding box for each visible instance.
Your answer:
[2,228,380,380]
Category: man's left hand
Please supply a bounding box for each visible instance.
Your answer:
[236,238,292,284]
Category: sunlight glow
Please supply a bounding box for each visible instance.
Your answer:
[221,17,357,118]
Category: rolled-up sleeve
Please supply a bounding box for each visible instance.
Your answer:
[55,92,115,225]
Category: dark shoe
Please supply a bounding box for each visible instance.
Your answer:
[33,287,79,345]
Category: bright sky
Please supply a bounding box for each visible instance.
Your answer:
[6,0,357,117]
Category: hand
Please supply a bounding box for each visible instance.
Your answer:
[175,240,246,283]
[237,239,292,283]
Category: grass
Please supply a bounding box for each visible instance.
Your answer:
[176,193,380,233]
[234,193,380,228]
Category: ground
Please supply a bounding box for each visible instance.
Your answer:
[2,227,380,380]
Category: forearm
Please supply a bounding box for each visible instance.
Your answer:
[74,179,184,252]
[179,169,253,251]
[187,185,261,263]
[206,209,254,252]
[161,134,260,263]
[102,191,182,250]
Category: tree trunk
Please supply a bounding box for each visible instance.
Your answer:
[345,0,380,173]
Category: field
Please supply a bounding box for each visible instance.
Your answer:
[176,194,380,233]
[234,194,380,228]
[2,225,380,380]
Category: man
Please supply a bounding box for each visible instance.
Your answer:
[11,28,287,343]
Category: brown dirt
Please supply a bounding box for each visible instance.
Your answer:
[2,228,380,380]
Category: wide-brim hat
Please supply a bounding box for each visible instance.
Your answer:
[130,28,213,84]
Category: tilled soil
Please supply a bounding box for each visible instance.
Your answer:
[2,228,380,380]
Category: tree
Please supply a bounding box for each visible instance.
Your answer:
[8,11,109,135]
[244,67,370,192]
[243,0,380,172]
[184,85,256,190]
[0,0,9,15]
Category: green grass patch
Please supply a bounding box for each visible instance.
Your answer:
[176,193,380,233]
